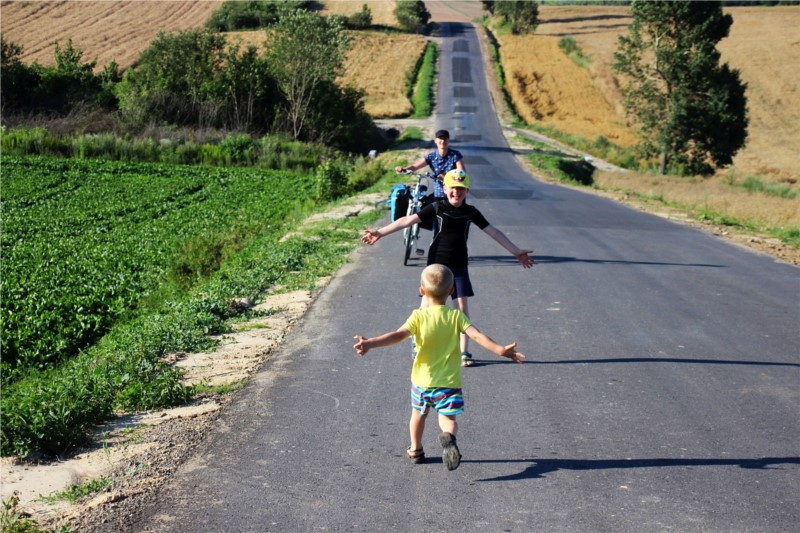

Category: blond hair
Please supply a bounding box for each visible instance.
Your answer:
[420,264,454,299]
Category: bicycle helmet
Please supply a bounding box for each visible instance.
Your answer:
[443,169,470,189]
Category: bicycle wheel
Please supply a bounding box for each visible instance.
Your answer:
[403,225,414,265]
[404,222,420,266]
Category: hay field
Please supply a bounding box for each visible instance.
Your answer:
[223,29,426,119]
[500,33,638,147]
[512,4,800,185]
[0,0,224,70]
[318,0,398,27]
[340,32,426,117]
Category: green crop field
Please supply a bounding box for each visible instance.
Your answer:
[2,156,316,382]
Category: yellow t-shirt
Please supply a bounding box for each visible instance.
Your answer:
[403,305,472,389]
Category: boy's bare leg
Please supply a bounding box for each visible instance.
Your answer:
[438,413,458,436]
[454,296,470,352]
[409,411,426,451]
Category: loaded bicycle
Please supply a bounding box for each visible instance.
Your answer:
[397,170,438,266]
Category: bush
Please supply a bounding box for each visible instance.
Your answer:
[395,0,431,34]
[348,157,387,190]
[347,4,373,29]
[315,159,349,202]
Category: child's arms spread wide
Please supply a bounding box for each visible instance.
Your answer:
[353,328,412,356]
[464,325,526,363]
[362,214,421,245]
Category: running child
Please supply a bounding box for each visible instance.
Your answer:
[353,264,525,470]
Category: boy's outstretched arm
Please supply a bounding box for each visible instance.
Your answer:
[463,325,526,363]
[353,328,411,356]
[482,225,534,268]
[362,214,422,245]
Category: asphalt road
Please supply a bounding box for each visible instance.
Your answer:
[133,22,800,533]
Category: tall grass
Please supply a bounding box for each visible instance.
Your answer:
[0,127,333,171]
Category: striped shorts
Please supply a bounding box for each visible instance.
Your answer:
[411,384,465,416]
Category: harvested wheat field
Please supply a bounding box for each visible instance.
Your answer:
[526,4,800,186]
[0,0,224,70]
[318,0,399,28]
[340,32,426,117]
[500,32,638,147]
[220,29,426,119]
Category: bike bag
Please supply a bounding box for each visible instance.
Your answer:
[387,184,411,221]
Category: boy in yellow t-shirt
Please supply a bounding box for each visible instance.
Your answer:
[353,264,525,471]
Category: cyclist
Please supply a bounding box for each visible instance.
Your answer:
[395,129,465,200]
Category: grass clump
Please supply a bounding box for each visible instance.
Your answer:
[559,36,592,69]
[38,477,112,505]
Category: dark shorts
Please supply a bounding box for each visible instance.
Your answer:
[450,264,474,299]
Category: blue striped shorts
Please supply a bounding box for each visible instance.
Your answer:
[411,384,465,416]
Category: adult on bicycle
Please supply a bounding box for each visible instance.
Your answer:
[394,129,466,200]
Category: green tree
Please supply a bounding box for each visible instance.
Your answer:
[263,10,350,140]
[394,0,431,34]
[118,29,230,128]
[118,29,279,132]
[205,0,309,31]
[613,0,748,175]
[494,1,539,35]
[347,4,373,29]
[1,35,38,113]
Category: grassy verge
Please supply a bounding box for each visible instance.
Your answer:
[515,133,800,248]
[410,41,438,118]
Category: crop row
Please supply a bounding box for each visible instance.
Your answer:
[1,156,316,383]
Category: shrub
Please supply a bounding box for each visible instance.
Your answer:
[347,4,373,29]
[395,0,431,34]
[315,159,349,202]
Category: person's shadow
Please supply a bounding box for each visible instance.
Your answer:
[468,456,800,481]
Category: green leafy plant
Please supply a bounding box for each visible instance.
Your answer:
[38,477,112,504]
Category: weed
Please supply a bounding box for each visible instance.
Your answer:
[2,491,47,533]
[38,477,112,505]
[194,380,247,396]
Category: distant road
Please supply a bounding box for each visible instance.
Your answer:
[131,21,800,533]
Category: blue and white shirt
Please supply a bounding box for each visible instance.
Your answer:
[424,149,463,198]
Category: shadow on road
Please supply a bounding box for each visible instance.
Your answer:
[474,456,800,481]
[468,357,800,368]
[469,255,726,268]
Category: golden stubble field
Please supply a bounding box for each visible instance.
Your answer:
[506,4,800,188]
[0,0,225,69]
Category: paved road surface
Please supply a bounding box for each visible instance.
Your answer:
[132,21,799,533]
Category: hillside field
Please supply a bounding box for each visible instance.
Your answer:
[512,4,800,186]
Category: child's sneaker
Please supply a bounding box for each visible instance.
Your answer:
[461,352,473,367]
[438,432,461,471]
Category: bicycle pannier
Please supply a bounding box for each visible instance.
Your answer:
[388,184,411,221]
